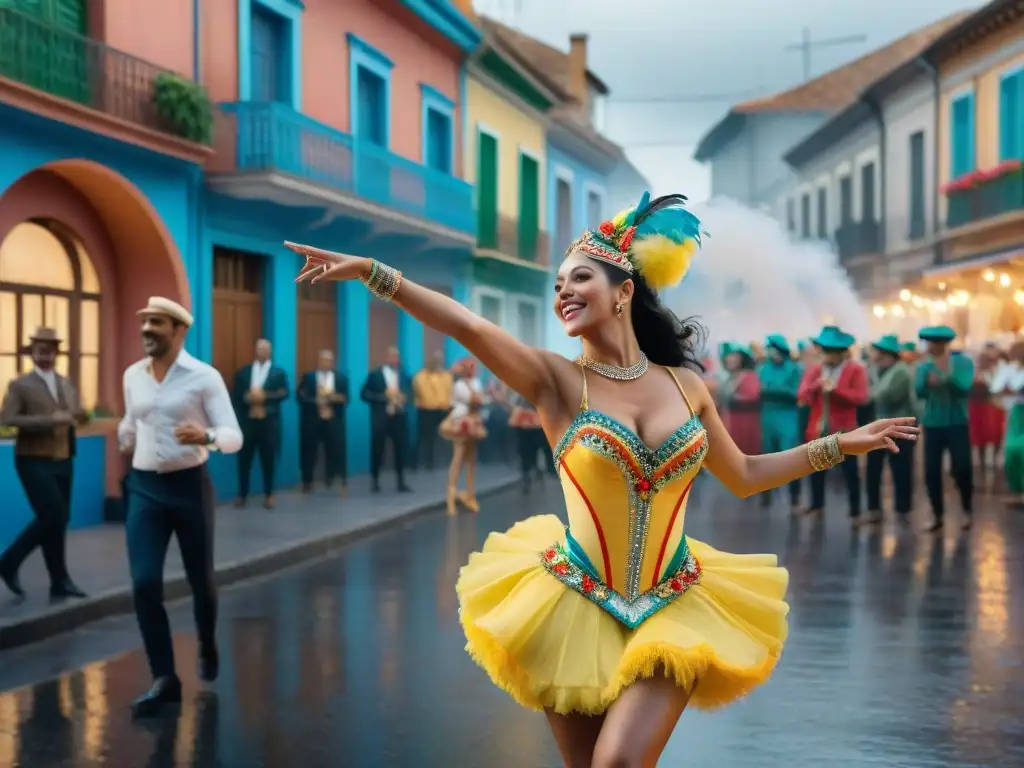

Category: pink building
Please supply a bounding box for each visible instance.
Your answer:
[197,0,480,495]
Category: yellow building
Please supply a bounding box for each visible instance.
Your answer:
[936,2,1023,261]
[897,1,1024,345]
[460,19,568,347]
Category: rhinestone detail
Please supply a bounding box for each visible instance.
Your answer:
[541,540,702,629]
[554,410,708,601]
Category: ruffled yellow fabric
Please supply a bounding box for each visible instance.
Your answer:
[456,514,789,715]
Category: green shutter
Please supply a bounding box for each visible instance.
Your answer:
[517,153,539,260]
[477,129,499,249]
[0,0,88,104]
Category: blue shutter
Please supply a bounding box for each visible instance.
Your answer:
[950,93,976,177]
[251,6,286,103]
[425,109,451,173]
[357,67,386,147]
[1000,70,1022,160]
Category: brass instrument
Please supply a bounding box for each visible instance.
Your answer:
[248,388,267,420]
[317,383,334,420]
[385,386,406,416]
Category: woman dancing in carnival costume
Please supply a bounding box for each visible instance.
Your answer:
[439,357,487,515]
[288,192,918,768]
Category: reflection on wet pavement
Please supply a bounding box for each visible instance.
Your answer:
[0,478,1021,767]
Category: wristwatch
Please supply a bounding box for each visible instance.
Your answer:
[204,429,217,448]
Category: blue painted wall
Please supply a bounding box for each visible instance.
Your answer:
[0,437,106,550]
[0,105,201,530]
[0,105,197,296]
[201,193,472,498]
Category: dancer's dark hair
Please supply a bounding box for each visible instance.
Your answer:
[596,261,705,373]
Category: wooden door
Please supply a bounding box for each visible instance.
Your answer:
[297,279,337,374]
[213,248,263,385]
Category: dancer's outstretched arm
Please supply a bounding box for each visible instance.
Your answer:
[287,244,561,406]
[675,368,919,498]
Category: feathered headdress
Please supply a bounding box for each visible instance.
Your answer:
[565,191,706,291]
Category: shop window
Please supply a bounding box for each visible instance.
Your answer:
[0,220,101,410]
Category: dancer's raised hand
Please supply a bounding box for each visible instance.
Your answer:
[838,417,919,455]
[286,242,368,284]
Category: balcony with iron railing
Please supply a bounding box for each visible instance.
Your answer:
[0,6,212,149]
[945,164,1024,229]
[212,101,475,235]
[834,219,882,261]
[477,214,550,265]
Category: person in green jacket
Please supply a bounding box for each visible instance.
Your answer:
[865,335,916,525]
[915,325,974,532]
[758,334,803,511]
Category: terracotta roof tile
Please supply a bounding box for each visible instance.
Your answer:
[735,11,971,113]
[480,17,610,98]
[478,17,620,157]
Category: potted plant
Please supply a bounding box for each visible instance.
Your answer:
[152,72,213,145]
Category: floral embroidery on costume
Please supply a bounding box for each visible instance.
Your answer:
[541,540,702,630]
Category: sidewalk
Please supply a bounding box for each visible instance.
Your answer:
[0,465,518,650]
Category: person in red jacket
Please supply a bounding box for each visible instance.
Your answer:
[798,326,869,525]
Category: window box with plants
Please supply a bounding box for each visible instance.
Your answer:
[943,159,1023,228]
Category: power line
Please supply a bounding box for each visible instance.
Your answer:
[784,28,867,81]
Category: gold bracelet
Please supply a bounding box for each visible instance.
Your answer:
[361,260,403,302]
[807,432,844,472]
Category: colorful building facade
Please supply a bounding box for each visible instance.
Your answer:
[935,2,1023,264]
[461,19,561,351]
[0,0,483,544]
[0,0,211,544]
[198,0,480,494]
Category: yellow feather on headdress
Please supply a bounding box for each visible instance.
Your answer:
[629,234,696,291]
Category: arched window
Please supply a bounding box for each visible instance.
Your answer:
[0,221,102,410]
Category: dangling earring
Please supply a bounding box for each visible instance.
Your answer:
[615,303,624,318]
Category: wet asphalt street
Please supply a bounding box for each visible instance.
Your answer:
[0,474,1022,768]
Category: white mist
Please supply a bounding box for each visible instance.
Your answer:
[665,198,869,350]
[542,198,869,358]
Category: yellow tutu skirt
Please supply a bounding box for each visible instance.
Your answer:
[456,514,789,715]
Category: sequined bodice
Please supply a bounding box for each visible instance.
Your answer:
[553,409,708,603]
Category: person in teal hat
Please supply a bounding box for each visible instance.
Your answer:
[865,335,916,524]
[720,343,762,456]
[798,326,869,524]
[758,335,803,511]
[916,325,973,531]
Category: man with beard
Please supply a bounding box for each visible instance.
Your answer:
[118,297,242,717]
[0,327,89,599]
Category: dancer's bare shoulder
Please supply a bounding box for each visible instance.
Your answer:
[671,366,713,415]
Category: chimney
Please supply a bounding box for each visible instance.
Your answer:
[568,33,589,114]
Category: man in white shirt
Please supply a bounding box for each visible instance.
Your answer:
[118,297,242,717]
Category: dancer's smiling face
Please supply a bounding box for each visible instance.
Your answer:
[553,252,633,338]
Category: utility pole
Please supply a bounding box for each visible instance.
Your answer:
[785,28,867,81]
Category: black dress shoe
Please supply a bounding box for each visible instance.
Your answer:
[0,568,24,598]
[50,580,87,599]
[198,644,220,683]
[398,484,413,493]
[131,676,182,718]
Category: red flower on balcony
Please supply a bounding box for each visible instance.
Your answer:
[942,159,1023,195]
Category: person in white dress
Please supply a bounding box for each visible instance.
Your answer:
[439,358,487,514]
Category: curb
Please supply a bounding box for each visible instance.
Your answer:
[0,477,519,651]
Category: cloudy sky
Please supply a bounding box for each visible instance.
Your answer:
[474,0,979,200]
